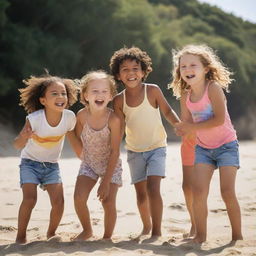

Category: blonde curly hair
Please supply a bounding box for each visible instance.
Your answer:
[169,44,234,99]
[19,75,78,113]
[79,70,117,106]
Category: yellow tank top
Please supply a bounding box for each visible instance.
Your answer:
[123,84,167,152]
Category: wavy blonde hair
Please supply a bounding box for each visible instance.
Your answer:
[169,44,234,99]
[79,70,117,106]
[19,75,78,113]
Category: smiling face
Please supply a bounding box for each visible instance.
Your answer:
[84,78,112,110]
[179,54,208,88]
[39,82,68,112]
[117,59,145,89]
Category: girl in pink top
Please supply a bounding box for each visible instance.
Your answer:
[170,44,243,243]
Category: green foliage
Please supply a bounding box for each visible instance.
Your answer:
[0,0,256,137]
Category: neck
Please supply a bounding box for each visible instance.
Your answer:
[125,83,143,95]
[87,106,108,117]
[44,108,63,127]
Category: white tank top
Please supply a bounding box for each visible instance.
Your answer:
[123,84,167,152]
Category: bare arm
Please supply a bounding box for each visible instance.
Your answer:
[97,113,122,200]
[153,86,181,126]
[113,93,125,138]
[175,83,226,134]
[66,111,83,158]
[13,119,33,150]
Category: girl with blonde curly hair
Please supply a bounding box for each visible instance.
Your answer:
[170,44,243,243]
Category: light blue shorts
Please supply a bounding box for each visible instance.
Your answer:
[195,140,240,169]
[19,158,62,188]
[127,147,166,184]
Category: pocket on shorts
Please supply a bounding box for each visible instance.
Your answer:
[222,140,238,151]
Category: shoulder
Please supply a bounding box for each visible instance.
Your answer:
[76,107,87,121]
[108,110,121,127]
[146,83,162,96]
[113,90,124,108]
[208,81,224,99]
[64,109,76,118]
[180,90,189,103]
[27,109,43,121]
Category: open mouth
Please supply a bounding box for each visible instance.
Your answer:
[186,75,195,79]
[95,100,104,106]
[55,103,65,107]
[128,78,137,81]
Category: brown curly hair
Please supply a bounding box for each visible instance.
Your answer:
[19,75,78,113]
[109,46,152,82]
[79,70,117,106]
[169,44,234,99]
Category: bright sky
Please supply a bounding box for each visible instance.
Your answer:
[198,0,256,23]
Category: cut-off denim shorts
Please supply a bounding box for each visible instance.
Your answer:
[195,140,240,169]
[127,147,166,184]
[19,158,62,189]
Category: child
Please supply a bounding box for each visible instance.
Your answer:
[13,75,78,244]
[170,44,243,243]
[110,46,180,238]
[71,70,123,240]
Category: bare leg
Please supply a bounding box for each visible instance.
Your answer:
[16,184,37,244]
[219,166,243,241]
[73,175,96,240]
[182,165,196,238]
[101,183,119,239]
[134,181,152,235]
[45,183,64,239]
[192,163,214,243]
[147,176,163,237]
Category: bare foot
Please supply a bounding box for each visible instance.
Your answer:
[193,236,205,244]
[72,231,93,241]
[183,226,196,239]
[15,237,27,244]
[47,232,56,240]
[232,235,243,241]
[47,235,62,242]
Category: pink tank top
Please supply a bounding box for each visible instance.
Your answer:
[186,84,237,149]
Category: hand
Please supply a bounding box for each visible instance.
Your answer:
[97,180,110,202]
[174,127,184,136]
[20,125,33,140]
[174,121,194,135]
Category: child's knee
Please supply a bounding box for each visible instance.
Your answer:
[23,197,37,208]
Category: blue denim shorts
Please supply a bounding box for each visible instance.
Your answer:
[195,140,240,169]
[19,158,62,188]
[127,147,166,184]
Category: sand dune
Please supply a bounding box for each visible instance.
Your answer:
[0,141,255,255]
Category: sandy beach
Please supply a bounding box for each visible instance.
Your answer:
[0,133,255,255]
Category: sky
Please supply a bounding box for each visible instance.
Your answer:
[198,0,256,23]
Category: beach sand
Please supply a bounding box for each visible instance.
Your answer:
[0,135,255,255]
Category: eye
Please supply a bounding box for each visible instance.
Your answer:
[61,92,67,96]
[51,92,58,96]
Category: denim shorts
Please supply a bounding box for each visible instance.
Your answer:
[19,158,62,188]
[195,140,240,169]
[127,147,166,184]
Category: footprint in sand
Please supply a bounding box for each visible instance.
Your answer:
[168,203,185,211]
[0,225,17,231]
[210,208,227,214]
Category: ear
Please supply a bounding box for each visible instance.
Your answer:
[205,67,210,74]
[39,97,45,105]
